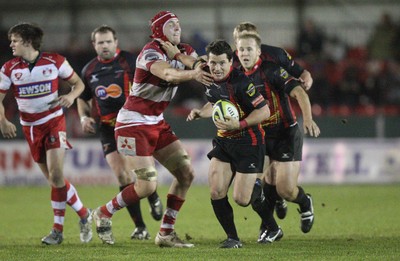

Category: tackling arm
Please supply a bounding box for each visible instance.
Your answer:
[150,61,213,86]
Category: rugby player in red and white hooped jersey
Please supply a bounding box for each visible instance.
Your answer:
[0,22,93,245]
[92,11,213,247]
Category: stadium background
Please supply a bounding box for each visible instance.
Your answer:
[1,0,400,186]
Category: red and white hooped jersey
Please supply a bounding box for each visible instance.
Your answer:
[0,52,74,125]
[116,41,197,127]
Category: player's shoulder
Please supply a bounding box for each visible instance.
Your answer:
[142,40,162,52]
[2,57,21,71]
[178,42,195,54]
[261,44,286,55]
[231,67,252,85]
[41,52,65,62]
[81,57,98,75]
[119,50,136,59]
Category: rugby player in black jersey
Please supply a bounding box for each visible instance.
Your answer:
[77,25,163,241]
[236,32,320,243]
[187,40,271,248]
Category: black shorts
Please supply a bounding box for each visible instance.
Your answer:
[265,123,303,162]
[99,124,117,156]
[207,138,265,173]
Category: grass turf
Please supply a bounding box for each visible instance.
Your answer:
[0,184,399,260]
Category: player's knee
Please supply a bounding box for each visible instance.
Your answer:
[277,185,297,201]
[134,166,158,182]
[48,167,64,186]
[175,164,195,187]
[164,150,194,186]
[163,150,191,172]
[233,195,250,207]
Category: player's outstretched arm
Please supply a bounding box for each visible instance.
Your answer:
[150,61,213,86]
[187,102,213,121]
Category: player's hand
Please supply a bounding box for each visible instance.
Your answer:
[159,40,180,60]
[193,64,213,86]
[186,109,202,121]
[299,74,313,91]
[50,94,75,108]
[303,119,320,137]
[0,119,17,138]
[214,116,239,131]
[80,116,96,134]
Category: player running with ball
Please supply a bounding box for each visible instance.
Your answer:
[186,40,270,248]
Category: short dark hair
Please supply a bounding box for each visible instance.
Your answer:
[91,25,117,42]
[8,22,43,50]
[205,40,233,61]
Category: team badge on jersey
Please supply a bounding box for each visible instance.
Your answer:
[14,72,23,81]
[117,136,136,156]
[42,68,52,77]
[280,68,289,79]
[246,83,256,97]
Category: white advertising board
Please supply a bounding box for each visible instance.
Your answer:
[1,139,400,186]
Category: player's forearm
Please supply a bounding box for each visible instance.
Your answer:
[162,67,197,84]
[175,53,197,68]
[77,99,92,118]
[0,94,7,122]
[292,87,313,121]
[199,102,213,118]
[242,104,270,127]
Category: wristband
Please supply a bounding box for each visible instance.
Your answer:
[80,116,88,124]
[239,119,248,129]
[174,52,182,60]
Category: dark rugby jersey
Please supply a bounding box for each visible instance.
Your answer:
[243,59,300,134]
[233,44,304,78]
[205,67,267,145]
[80,50,135,125]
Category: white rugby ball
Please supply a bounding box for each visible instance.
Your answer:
[212,100,239,124]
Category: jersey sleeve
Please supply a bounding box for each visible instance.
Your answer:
[0,64,12,93]
[138,46,165,71]
[58,59,75,80]
[267,63,301,94]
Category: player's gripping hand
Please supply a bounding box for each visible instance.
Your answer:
[159,40,180,60]
[186,108,202,122]
[0,119,17,138]
[214,116,240,131]
[193,64,213,86]
[303,119,320,137]
[80,116,96,134]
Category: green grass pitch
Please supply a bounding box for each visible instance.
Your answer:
[0,184,399,260]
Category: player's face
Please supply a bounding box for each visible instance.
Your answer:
[9,34,30,57]
[236,38,261,71]
[207,53,232,81]
[93,31,118,60]
[163,18,181,45]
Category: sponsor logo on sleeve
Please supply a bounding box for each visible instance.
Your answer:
[246,83,256,97]
[279,68,289,79]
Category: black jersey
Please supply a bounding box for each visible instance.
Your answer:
[80,50,136,125]
[204,67,267,145]
[233,44,304,78]
[244,59,300,133]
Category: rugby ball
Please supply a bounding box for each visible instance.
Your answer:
[212,100,239,124]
